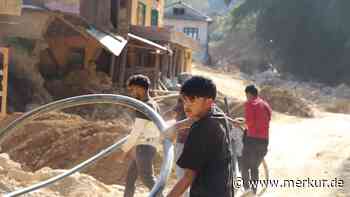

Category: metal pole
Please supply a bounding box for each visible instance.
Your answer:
[0,94,173,197]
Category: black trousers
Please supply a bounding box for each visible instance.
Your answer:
[238,139,268,194]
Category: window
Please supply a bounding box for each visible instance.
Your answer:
[173,8,185,15]
[137,2,146,26]
[151,9,159,26]
[184,27,199,40]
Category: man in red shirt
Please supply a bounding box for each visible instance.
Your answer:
[241,85,272,194]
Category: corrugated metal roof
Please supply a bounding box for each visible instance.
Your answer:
[128,33,171,53]
[86,28,127,56]
[164,1,212,22]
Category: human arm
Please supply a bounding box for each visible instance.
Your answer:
[161,118,195,141]
[166,169,196,197]
[120,118,147,154]
[162,108,178,121]
[245,102,255,132]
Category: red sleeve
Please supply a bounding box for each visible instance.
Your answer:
[265,102,272,121]
[245,102,255,133]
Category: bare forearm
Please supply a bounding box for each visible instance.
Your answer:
[177,118,196,130]
[167,175,193,197]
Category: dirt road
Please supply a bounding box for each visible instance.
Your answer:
[1,65,349,197]
[266,113,350,197]
[192,65,350,197]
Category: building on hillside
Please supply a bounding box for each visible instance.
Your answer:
[0,0,198,90]
[164,1,212,64]
[77,0,199,87]
[129,0,200,85]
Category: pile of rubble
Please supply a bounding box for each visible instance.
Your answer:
[45,64,113,100]
[247,70,350,114]
[322,98,350,114]
[260,86,314,118]
[0,111,166,186]
[0,153,124,196]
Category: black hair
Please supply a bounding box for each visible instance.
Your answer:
[127,74,151,91]
[245,84,258,96]
[180,76,216,100]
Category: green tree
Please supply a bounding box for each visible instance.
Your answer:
[230,0,350,84]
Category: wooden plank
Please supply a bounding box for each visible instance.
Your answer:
[128,43,161,52]
[126,67,156,74]
[1,47,9,117]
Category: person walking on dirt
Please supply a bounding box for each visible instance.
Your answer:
[241,84,272,194]
[167,76,233,197]
[121,74,161,197]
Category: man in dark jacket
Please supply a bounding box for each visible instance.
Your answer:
[167,76,233,197]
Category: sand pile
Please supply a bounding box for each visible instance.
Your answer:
[260,86,314,118]
[0,111,173,196]
[323,98,350,114]
[0,153,123,196]
[45,66,113,100]
[0,111,141,185]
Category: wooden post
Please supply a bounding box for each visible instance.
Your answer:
[168,53,173,78]
[110,55,116,78]
[0,47,9,117]
[174,49,180,77]
[179,49,185,74]
[160,54,167,79]
[118,47,128,87]
[84,39,99,68]
[187,50,193,73]
[154,53,161,89]
[172,49,177,80]
[111,0,120,30]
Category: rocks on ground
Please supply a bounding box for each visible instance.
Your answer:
[0,111,175,197]
[260,86,314,118]
[0,153,123,197]
[249,70,350,114]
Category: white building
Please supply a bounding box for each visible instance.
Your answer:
[164,1,212,63]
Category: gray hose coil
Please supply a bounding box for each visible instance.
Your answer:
[0,94,174,197]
